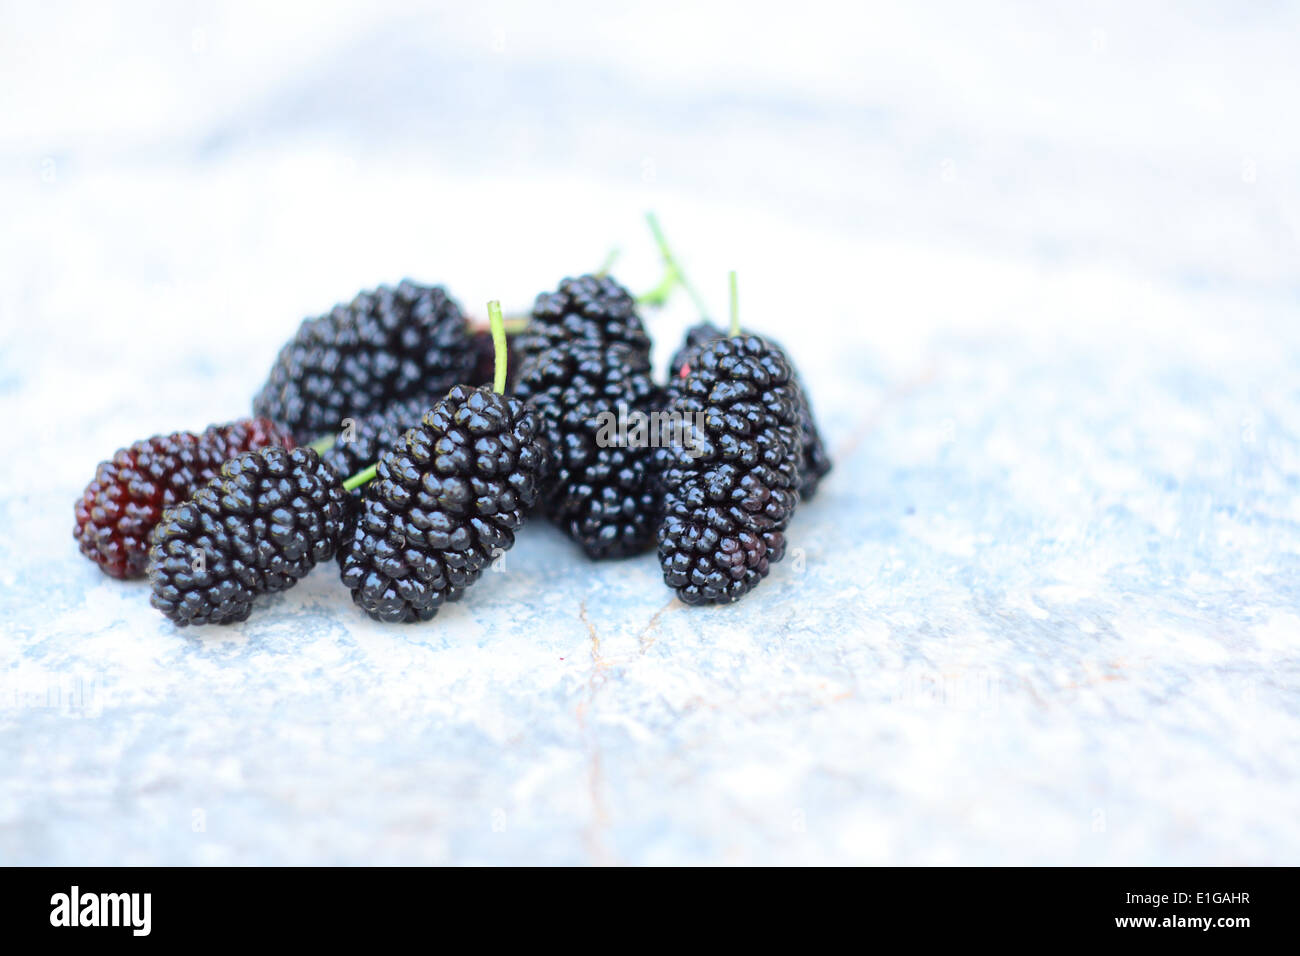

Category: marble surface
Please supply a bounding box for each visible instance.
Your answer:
[2,1,1298,865]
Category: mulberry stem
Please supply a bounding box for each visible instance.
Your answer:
[308,435,336,454]
[488,299,508,395]
[597,246,622,277]
[729,271,741,337]
[637,265,679,307]
[642,212,711,316]
[343,463,377,492]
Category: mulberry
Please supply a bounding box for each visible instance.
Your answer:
[513,343,662,558]
[253,280,477,443]
[147,446,348,626]
[519,274,652,359]
[73,417,294,579]
[669,321,831,500]
[338,384,550,623]
[655,334,803,605]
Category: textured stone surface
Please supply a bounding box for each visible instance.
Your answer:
[2,2,1298,864]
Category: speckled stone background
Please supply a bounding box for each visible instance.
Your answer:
[2,1,1298,865]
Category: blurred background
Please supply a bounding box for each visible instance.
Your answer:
[1,1,1297,865]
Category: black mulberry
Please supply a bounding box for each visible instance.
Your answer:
[519,274,652,358]
[655,334,803,605]
[74,418,294,579]
[338,384,550,623]
[253,281,477,443]
[669,321,831,500]
[513,343,662,559]
[147,446,348,626]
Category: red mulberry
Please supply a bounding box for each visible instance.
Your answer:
[73,418,294,579]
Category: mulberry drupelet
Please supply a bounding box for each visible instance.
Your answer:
[73,417,294,579]
[147,446,348,626]
[655,332,804,605]
[253,280,478,443]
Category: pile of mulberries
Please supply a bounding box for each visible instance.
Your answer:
[337,384,550,622]
[75,233,833,631]
[253,281,481,443]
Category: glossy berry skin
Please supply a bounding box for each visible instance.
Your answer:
[513,343,662,559]
[147,446,348,626]
[320,395,432,483]
[669,322,831,500]
[655,335,804,605]
[253,281,477,443]
[73,418,294,579]
[338,385,550,623]
[519,274,652,359]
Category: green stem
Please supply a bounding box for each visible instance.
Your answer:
[343,463,377,492]
[644,212,712,317]
[308,435,336,454]
[597,246,621,277]
[488,300,508,395]
[636,264,679,307]
[728,270,741,337]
